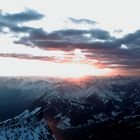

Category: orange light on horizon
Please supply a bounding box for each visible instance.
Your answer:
[0,57,112,78]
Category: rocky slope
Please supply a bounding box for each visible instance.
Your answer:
[0,107,55,140]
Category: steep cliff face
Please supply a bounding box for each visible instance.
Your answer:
[0,107,55,140]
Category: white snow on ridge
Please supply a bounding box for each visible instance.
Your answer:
[0,107,55,140]
[0,76,139,104]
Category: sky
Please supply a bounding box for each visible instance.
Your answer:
[0,0,140,77]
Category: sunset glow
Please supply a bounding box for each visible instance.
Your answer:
[0,47,113,78]
[0,0,139,77]
[0,50,111,78]
[0,1,139,140]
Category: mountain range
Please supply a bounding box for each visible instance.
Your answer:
[0,76,140,140]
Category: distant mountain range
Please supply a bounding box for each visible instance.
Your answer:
[0,76,140,140]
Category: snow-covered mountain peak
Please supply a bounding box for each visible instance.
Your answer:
[0,107,55,140]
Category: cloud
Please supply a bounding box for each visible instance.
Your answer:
[69,17,97,25]
[118,30,140,47]
[0,10,139,74]
[0,53,54,61]
[0,9,44,23]
[0,9,44,33]
[13,27,140,73]
[15,28,113,49]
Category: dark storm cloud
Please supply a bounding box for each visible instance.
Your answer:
[14,26,140,72]
[69,17,97,25]
[15,28,114,49]
[118,30,140,47]
[0,9,44,33]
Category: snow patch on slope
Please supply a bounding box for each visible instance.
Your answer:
[0,107,55,140]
